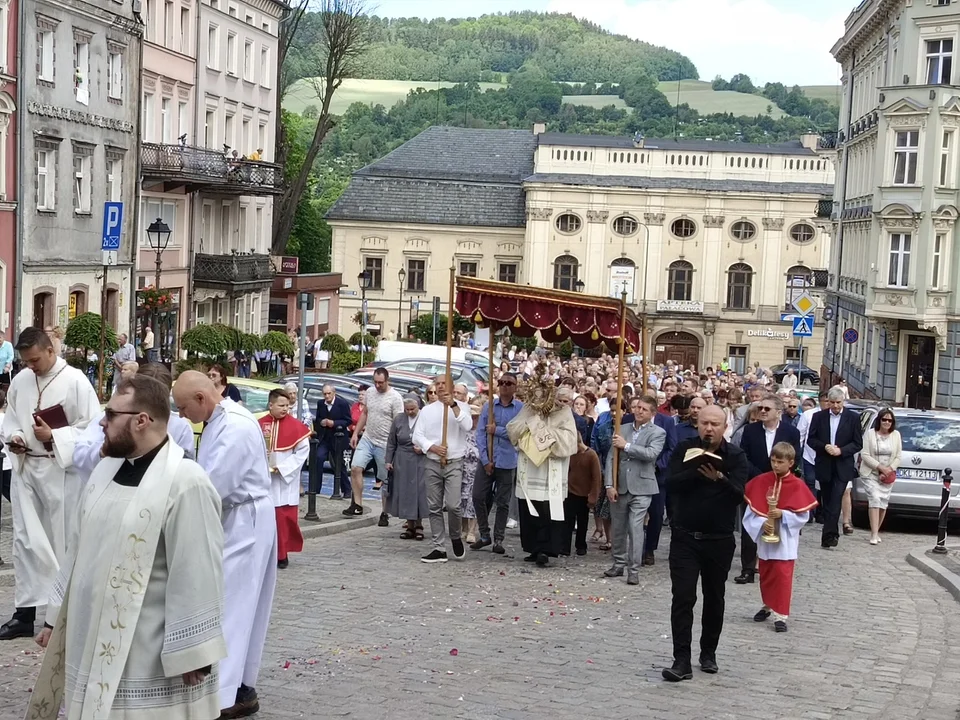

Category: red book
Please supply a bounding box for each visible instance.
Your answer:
[33,404,68,452]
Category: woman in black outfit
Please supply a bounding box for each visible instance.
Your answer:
[208,363,242,402]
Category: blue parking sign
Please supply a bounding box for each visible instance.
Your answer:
[102,202,123,250]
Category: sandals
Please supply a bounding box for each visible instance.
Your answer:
[414,528,424,541]
[599,542,612,551]
[590,530,603,543]
[843,524,854,535]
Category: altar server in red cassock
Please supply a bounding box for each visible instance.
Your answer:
[742,442,817,633]
[260,389,311,569]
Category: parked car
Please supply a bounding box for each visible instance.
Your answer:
[770,362,820,385]
[349,368,433,396]
[852,407,960,522]
[380,359,490,396]
[374,339,491,367]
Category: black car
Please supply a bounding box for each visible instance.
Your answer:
[769,363,820,386]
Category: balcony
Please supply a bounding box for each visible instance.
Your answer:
[193,252,275,293]
[141,143,282,196]
[816,198,834,218]
[817,131,838,150]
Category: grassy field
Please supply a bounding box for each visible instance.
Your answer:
[562,94,628,109]
[656,80,786,118]
[799,85,843,103]
[283,78,507,115]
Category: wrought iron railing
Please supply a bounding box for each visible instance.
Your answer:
[194,252,274,287]
[816,198,834,218]
[141,143,281,192]
[817,132,838,150]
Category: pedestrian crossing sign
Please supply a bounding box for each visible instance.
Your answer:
[792,315,814,337]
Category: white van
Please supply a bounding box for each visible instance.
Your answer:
[375,340,490,367]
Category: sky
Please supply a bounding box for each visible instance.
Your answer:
[371,0,851,86]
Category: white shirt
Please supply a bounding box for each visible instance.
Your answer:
[797,407,817,465]
[412,399,472,461]
[829,410,841,445]
[764,425,777,456]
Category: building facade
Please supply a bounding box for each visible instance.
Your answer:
[0,0,17,333]
[328,126,834,372]
[19,0,142,334]
[826,0,960,409]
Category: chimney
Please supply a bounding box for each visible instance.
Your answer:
[533,122,546,135]
[799,133,820,151]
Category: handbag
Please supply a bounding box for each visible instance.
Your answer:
[879,468,896,485]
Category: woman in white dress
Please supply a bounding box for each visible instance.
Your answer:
[859,409,902,545]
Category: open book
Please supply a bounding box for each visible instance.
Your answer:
[682,447,726,471]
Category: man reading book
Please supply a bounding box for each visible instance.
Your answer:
[0,327,100,640]
[662,404,749,682]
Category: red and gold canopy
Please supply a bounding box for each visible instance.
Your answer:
[455,277,641,350]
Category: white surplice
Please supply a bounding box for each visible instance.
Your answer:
[73,410,196,482]
[270,436,309,507]
[197,399,277,710]
[742,507,809,561]
[28,439,226,720]
[1,358,100,608]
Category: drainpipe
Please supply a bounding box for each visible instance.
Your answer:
[131,16,145,338]
[833,48,856,383]
[12,0,23,334]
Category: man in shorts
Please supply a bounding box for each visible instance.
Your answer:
[344,367,404,523]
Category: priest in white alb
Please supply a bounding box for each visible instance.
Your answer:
[0,326,100,641]
[173,371,276,719]
[28,374,226,720]
[259,389,310,569]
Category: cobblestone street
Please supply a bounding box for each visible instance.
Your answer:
[0,520,959,720]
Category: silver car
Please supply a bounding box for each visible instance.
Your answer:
[853,407,960,521]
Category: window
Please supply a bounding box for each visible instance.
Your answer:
[161,98,173,142]
[142,198,176,246]
[36,149,55,210]
[207,24,218,68]
[258,122,267,153]
[926,39,953,84]
[219,204,232,254]
[226,32,237,75]
[142,92,156,142]
[728,345,747,375]
[108,50,123,100]
[933,233,944,287]
[555,213,581,234]
[163,0,174,47]
[785,347,807,364]
[789,223,815,243]
[106,157,122,202]
[670,217,697,239]
[178,102,189,140]
[74,39,90,105]
[553,254,579,291]
[730,220,756,241]
[893,130,919,185]
[145,0,157,40]
[499,263,518,283]
[459,261,477,277]
[260,46,270,87]
[228,3,238,17]
[941,131,954,186]
[363,257,383,290]
[242,118,250,151]
[38,29,54,82]
[612,215,638,236]
[785,265,812,308]
[0,3,8,71]
[406,259,426,292]
[726,263,753,309]
[73,153,91,214]
[180,8,190,52]
[255,207,263,252]
[668,260,693,301]
[204,110,215,148]
[243,40,253,81]
[224,111,235,149]
[888,233,911,287]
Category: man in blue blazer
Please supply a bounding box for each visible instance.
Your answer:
[314,384,353,497]
[807,386,863,548]
[642,408,677,566]
[733,393,801,584]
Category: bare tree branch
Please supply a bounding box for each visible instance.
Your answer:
[272,0,371,256]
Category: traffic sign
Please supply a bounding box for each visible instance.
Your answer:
[791,291,816,316]
[843,327,859,344]
[101,202,123,251]
[823,306,835,321]
[792,316,814,337]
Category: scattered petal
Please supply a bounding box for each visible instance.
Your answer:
[449,648,459,656]
[283,661,291,669]
[586,659,594,664]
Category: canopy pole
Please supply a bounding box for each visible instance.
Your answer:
[440,266,455,467]
[487,337,495,463]
[612,290,628,493]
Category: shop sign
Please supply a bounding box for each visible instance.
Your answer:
[656,300,704,313]
[747,327,791,340]
[280,256,300,274]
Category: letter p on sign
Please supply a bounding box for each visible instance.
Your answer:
[102,202,123,251]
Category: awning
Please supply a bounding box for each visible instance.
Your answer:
[455,277,641,350]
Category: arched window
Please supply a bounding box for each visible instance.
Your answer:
[790,223,815,243]
[553,254,579,291]
[785,265,813,309]
[730,220,757,241]
[726,263,753,309]
[612,215,638,236]
[668,260,694,301]
[555,213,582,234]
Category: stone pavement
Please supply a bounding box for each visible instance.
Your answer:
[0,521,959,720]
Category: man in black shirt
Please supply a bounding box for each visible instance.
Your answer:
[662,405,748,682]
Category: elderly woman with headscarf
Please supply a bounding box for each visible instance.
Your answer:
[386,393,428,540]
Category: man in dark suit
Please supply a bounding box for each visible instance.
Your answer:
[734,393,801,583]
[806,386,863,548]
[643,408,677,566]
[314,384,353,497]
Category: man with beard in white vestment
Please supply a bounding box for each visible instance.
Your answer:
[173,371,276,719]
[0,327,100,640]
[29,375,226,720]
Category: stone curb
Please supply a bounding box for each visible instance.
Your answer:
[0,513,379,588]
[906,546,960,603]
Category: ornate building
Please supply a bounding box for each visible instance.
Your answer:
[328,125,834,372]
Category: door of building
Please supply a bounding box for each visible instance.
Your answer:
[653,331,700,370]
[905,334,936,410]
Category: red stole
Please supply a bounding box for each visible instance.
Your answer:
[744,471,817,517]
[258,413,311,452]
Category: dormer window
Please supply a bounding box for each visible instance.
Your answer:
[926,39,953,85]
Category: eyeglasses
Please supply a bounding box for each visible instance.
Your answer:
[427,390,438,395]
[500,380,516,386]
[880,418,893,423]
[757,406,774,412]
[105,409,149,422]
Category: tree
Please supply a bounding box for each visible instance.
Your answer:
[410,312,473,344]
[273,0,372,255]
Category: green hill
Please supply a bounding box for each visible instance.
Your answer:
[656,80,787,118]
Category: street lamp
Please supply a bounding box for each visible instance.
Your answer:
[146,218,172,362]
[397,267,406,338]
[574,278,585,293]
[357,269,372,365]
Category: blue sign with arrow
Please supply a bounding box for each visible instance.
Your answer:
[792,315,814,337]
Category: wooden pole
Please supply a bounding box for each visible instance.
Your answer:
[487,334,495,463]
[97,264,108,401]
[440,266,455,467]
[641,314,649,395]
[612,290,628,493]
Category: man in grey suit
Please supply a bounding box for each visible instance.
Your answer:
[604,394,666,585]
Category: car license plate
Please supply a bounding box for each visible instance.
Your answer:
[896,468,940,481]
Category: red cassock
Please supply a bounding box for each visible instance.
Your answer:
[745,472,818,617]
[259,414,311,561]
